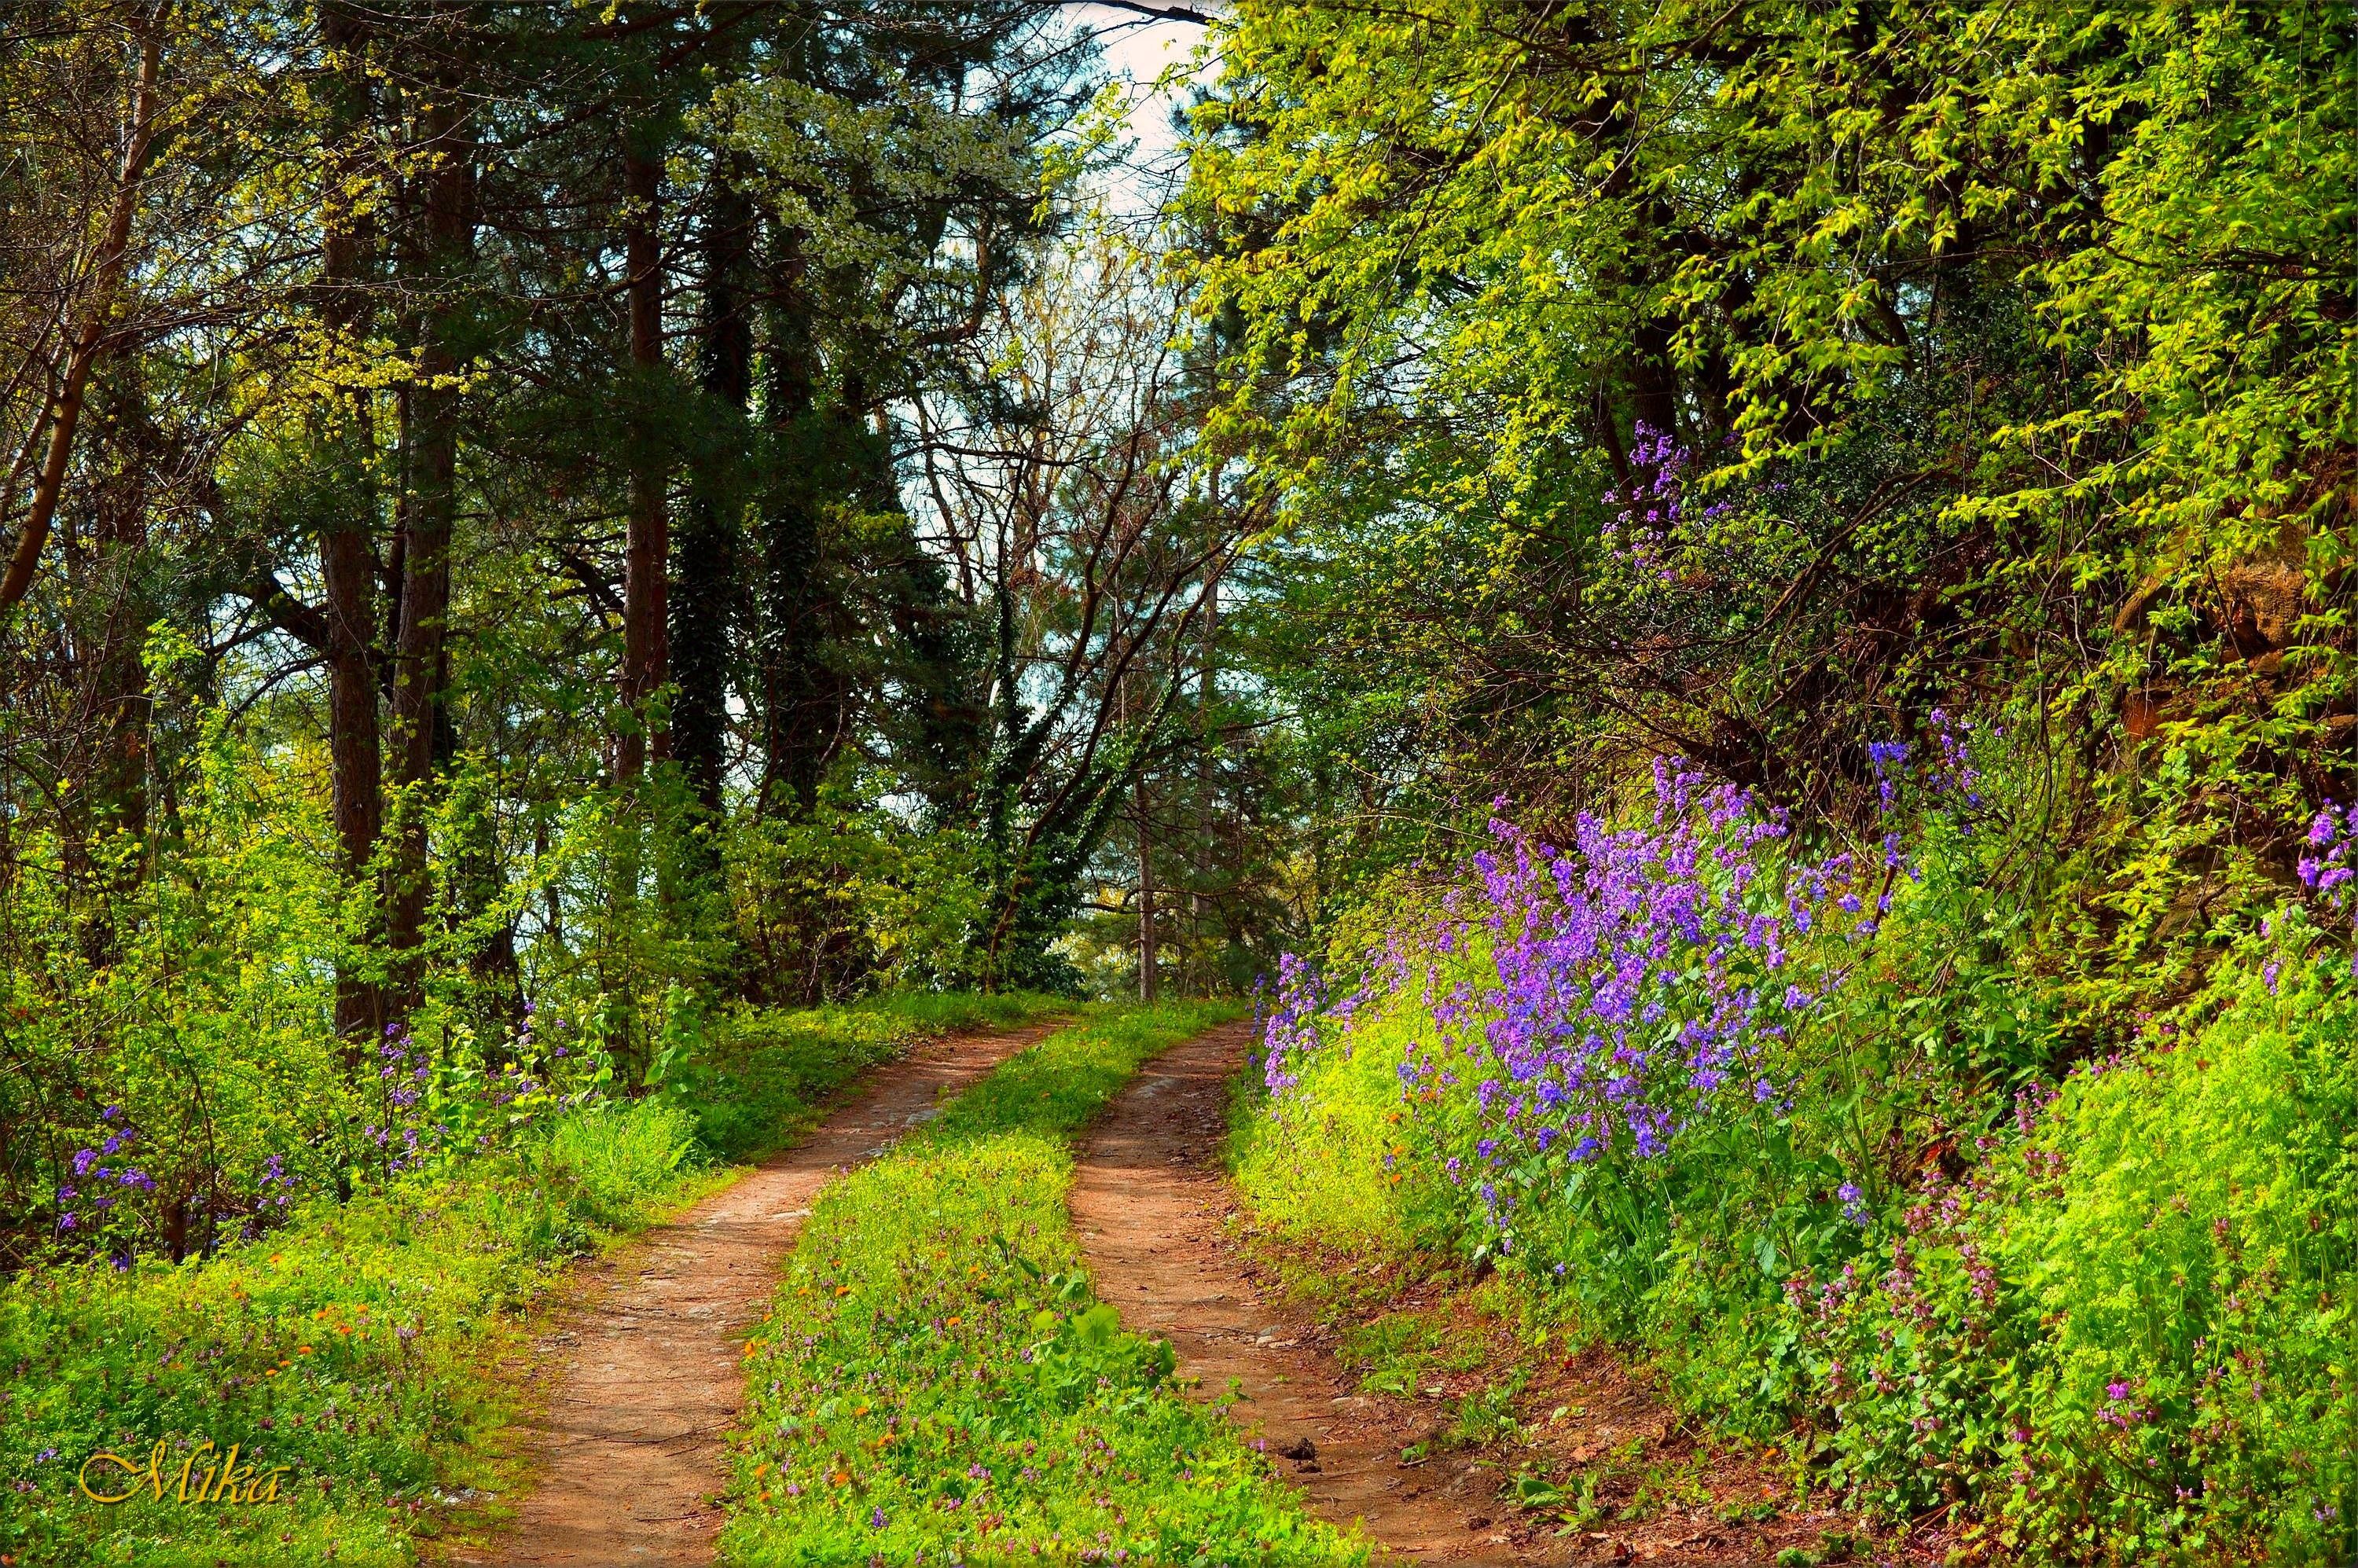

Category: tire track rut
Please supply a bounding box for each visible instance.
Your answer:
[466,1023,1052,1568]
[1071,1019,1570,1565]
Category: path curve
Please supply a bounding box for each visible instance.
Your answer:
[1071,1020,1570,1565]
[476,1023,1052,1568]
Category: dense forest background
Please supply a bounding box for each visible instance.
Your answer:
[0,0,1301,1263]
[3,0,2356,1558]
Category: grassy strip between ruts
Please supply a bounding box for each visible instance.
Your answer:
[1,991,1060,1568]
[722,1003,1366,1567]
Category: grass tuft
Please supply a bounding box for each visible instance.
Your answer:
[722,1002,1364,1566]
[2,990,1061,1567]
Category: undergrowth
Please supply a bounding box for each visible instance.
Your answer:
[1236,728,2358,1562]
[1,1100,710,1568]
[2,991,1057,1567]
[722,1002,1363,1566]
[676,991,1063,1162]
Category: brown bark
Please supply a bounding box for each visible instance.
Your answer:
[1190,555,1217,991]
[63,358,155,971]
[90,365,152,847]
[321,0,384,1050]
[0,6,166,619]
[673,162,753,812]
[1131,663,1157,1004]
[385,84,474,1009]
[1138,785,1158,1003]
[326,494,383,1039]
[615,142,668,783]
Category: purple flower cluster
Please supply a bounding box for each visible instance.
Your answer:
[1868,740,1910,813]
[374,1027,437,1174]
[2099,1379,2149,1430]
[1265,758,1893,1248]
[1260,953,1329,1096]
[54,1107,156,1235]
[1868,712,1983,824]
[1603,425,1729,582]
[259,1151,296,1210]
[365,1015,564,1177]
[2294,801,2358,975]
[48,993,620,1265]
[1926,708,1982,811]
[380,1031,430,1110]
[2299,802,2358,899]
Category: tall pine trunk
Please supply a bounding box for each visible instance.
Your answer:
[385,83,474,1015]
[321,0,384,1054]
[615,139,667,784]
[672,163,752,813]
[756,222,827,817]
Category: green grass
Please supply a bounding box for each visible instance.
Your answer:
[1,991,1058,1568]
[0,1114,709,1568]
[1339,1303,1483,1396]
[720,1002,1364,1566]
[1227,985,1442,1261]
[674,990,1066,1161]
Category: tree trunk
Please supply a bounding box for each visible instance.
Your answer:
[90,360,152,851]
[1137,784,1157,1004]
[65,357,156,970]
[673,163,752,812]
[615,141,668,784]
[757,223,831,816]
[321,0,384,1053]
[1192,554,1217,992]
[325,470,384,1043]
[385,84,474,1014]
[0,6,165,620]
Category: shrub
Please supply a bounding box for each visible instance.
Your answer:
[1993,939,2358,1562]
[1236,737,2358,1559]
[547,1099,700,1225]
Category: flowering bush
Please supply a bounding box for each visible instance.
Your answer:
[1243,731,2358,1561]
[1260,759,1893,1277]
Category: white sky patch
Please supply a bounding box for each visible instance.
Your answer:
[1068,4,1215,213]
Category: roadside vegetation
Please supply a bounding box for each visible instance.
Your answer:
[1188,0,2358,1556]
[1241,744,2358,1563]
[721,1004,1362,1567]
[0,993,1058,1568]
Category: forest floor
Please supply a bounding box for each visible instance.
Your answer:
[442,1021,1055,1568]
[1074,1022,1951,1567]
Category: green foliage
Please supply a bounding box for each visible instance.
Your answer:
[665,990,1066,1162]
[1338,1306,1483,1397]
[1229,975,1447,1262]
[0,1097,706,1568]
[722,1003,1365,1566]
[545,1099,700,1226]
[0,712,354,1267]
[1186,0,2358,953]
[722,773,992,1004]
[0,984,1041,1566]
[1235,729,2358,1558]
[1814,935,2358,1564]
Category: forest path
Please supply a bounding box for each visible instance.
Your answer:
[1071,1020,1576,1566]
[465,1022,1054,1568]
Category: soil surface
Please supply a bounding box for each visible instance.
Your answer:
[1071,1020,1926,1567]
[460,1023,1052,1568]
[1071,1018,1540,1562]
